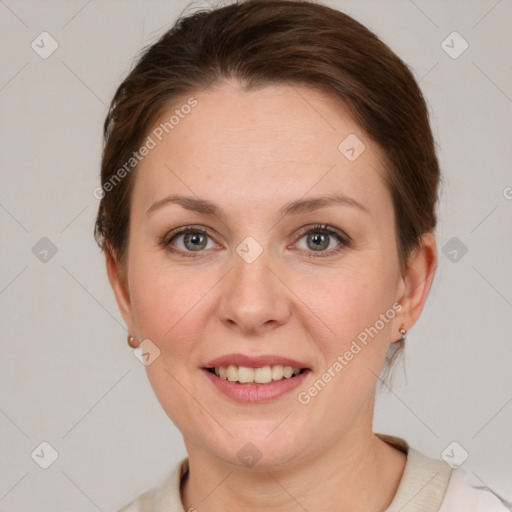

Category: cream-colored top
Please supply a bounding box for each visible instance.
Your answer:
[115,433,510,511]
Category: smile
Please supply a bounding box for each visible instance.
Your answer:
[207,365,305,384]
[202,366,310,404]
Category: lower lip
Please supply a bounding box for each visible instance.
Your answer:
[202,368,310,404]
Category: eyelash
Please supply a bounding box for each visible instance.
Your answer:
[158,223,350,258]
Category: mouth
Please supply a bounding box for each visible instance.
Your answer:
[201,354,312,402]
[204,365,309,384]
[202,364,311,403]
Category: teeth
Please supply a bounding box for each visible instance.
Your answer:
[212,365,302,384]
[254,366,272,383]
[238,366,254,383]
[272,365,284,380]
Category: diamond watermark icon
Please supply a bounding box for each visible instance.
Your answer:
[338,134,366,161]
[32,237,58,263]
[31,441,59,469]
[442,236,468,263]
[133,338,161,366]
[237,442,262,468]
[236,236,263,264]
[31,32,59,59]
[441,31,468,59]
[441,441,469,468]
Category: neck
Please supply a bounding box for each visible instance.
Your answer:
[181,431,406,512]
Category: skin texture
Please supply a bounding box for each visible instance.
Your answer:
[106,81,437,511]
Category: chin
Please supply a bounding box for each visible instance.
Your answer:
[214,430,308,471]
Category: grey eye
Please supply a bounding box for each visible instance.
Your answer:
[306,232,331,251]
[182,232,209,251]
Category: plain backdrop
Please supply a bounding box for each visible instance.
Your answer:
[0,0,511,510]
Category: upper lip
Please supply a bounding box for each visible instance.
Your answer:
[203,353,310,369]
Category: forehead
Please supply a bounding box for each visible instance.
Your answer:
[133,81,390,217]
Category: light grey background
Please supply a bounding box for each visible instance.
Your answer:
[0,0,511,510]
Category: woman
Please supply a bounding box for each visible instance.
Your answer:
[94,1,509,510]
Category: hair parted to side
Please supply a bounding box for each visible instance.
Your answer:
[94,0,441,385]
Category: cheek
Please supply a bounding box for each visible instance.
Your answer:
[128,254,217,357]
[127,259,215,427]
[303,264,395,340]
[304,274,396,384]
[295,266,398,402]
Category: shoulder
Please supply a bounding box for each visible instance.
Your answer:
[376,433,511,512]
[116,488,155,512]
[114,457,189,512]
[438,467,512,512]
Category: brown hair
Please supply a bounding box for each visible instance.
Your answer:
[94,0,440,383]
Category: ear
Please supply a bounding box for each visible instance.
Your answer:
[394,232,437,337]
[105,249,135,332]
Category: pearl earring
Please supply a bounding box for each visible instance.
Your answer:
[127,334,138,348]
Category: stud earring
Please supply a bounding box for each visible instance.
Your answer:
[127,334,138,348]
[399,327,407,338]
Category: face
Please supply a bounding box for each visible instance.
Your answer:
[107,81,435,469]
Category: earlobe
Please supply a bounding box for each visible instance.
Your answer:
[105,249,133,327]
[396,232,437,334]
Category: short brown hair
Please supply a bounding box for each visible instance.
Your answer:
[94,0,440,382]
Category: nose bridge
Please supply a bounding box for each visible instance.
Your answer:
[217,236,290,332]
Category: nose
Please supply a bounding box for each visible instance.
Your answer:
[216,244,291,335]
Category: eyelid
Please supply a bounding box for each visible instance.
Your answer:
[160,224,212,245]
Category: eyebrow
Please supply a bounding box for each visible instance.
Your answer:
[146,193,369,219]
